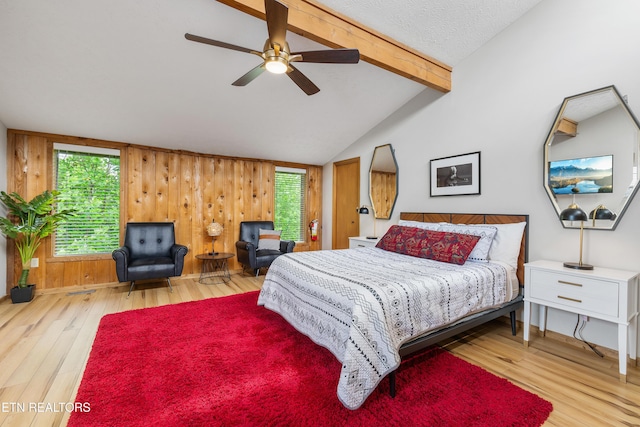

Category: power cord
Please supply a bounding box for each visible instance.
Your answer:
[573,315,604,358]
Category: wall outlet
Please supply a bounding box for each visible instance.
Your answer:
[579,314,589,322]
[30,258,39,268]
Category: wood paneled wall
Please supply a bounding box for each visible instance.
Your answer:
[5,130,322,292]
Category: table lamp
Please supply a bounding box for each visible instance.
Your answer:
[358,205,377,239]
[560,203,592,270]
[206,219,223,255]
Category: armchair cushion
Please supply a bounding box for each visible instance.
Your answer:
[257,229,282,251]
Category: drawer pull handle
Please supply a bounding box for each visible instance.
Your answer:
[558,280,583,287]
[558,295,582,303]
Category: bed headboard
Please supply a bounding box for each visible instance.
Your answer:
[399,212,529,285]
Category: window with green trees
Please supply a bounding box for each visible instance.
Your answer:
[274,167,306,242]
[53,144,120,255]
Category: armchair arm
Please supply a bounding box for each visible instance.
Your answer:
[170,244,189,276]
[112,246,131,282]
[280,240,296,253]
[236,240,257,267]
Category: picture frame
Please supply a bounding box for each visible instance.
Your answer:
[430,151,481,196]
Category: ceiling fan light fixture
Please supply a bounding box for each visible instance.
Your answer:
[265,57,288,74]
[186,0,359,95]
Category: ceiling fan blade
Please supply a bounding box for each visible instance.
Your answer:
[265,0,288,49]
[287,65,320,96]
[232,64,267,86]
[291,49,360,64]
[185,33,261,56]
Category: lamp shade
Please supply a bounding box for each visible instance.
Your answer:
[559,203,593,270]
[207,220,223,237]
[589,205,616,220]
[358,206,370,215]
[560,203,587,221]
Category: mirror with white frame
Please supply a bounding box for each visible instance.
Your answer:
[543,85,640,230]
[369,144,398,219]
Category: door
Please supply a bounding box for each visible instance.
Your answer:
[332,157,360,249]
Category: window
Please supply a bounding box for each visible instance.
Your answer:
[53,143,120,255]
[274,166,306,242]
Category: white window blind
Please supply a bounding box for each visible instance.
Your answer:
[274,166,306,242]
[53,144,121,255]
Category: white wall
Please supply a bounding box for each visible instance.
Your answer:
[0,120,7,298]
[323,0,640,351]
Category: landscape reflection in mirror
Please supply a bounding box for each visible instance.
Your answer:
[548,154,613,195]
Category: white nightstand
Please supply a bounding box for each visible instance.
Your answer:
[523,259,640,382]
[348,236,380,249]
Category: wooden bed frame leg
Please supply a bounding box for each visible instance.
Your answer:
[510,310,517,336]
[389,371,397,398]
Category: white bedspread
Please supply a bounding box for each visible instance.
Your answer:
[257,247,516,409]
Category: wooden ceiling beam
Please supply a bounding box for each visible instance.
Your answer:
[216,0,452,93]
[556,117,578,137]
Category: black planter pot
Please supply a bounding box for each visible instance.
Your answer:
[10,284,35,303]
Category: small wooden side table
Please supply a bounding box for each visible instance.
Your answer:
[196,253,234,284]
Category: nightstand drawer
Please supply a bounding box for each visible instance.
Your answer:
[348,237,379,249]
[529,269,619,316]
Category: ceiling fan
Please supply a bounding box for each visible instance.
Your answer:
[185,0,360,95]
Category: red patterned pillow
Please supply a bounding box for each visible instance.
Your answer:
[409,230,480,265]
[377,225,480,265]
[375,225,416,254]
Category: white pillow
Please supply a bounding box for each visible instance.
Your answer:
[398,220,444,231]
[438,223,498,263]
[257,229,282,251]
[487,222,527,269]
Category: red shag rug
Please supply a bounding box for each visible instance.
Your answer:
[69,291,552,427]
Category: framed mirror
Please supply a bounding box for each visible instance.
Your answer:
[369,144,399,219]
[543,85,640,230]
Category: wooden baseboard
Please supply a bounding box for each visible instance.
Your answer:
[32,270,246,296]
[36,281,122,295]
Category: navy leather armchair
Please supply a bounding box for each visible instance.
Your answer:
[112,222,189,296]
[236,221,295,276]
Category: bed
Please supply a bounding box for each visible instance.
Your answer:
[257,212,528,409]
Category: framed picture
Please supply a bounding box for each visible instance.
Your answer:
[430,151,481,196]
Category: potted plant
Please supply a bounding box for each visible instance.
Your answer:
[0,190,74,303]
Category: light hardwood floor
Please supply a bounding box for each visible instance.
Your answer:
[0,274,639,426]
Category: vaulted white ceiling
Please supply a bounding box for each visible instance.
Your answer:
[0,0,542,165]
